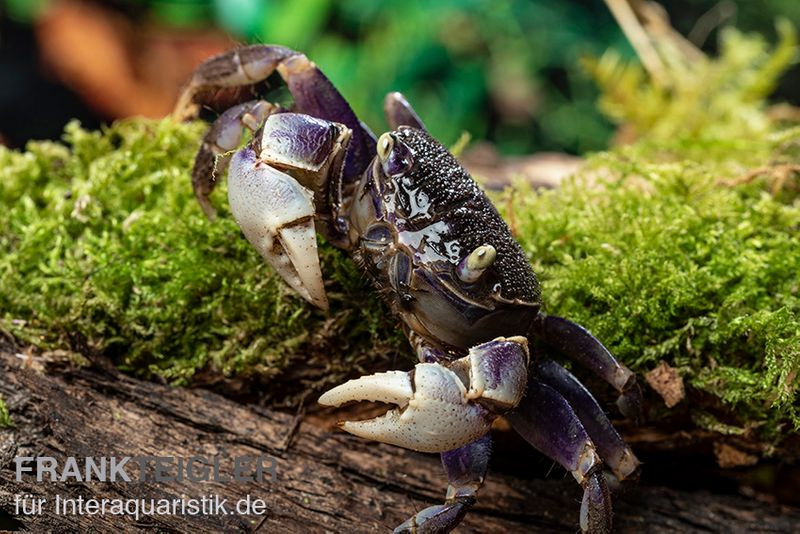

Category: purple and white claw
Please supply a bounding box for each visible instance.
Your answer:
[228,147,328,310]
[318,337,528,453]
[319,363,493,453]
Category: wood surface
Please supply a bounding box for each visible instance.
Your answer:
[1,345,799,533]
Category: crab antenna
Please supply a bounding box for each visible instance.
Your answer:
[457,244,497,283]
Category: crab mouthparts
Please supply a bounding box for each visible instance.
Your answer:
[227,149,328,310]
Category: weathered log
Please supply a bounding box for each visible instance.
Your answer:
[1,346,798,533]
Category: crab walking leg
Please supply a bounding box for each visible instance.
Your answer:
[174,45,376,181]
[192,100,278,219]
[174,45,296,121]
[531,314,643,422]
[506,380,612,534]
[227,147,328,310]
[383,92,427,131]
[394,435,491,534]
[536,358,640,482]
[276,54,377,179]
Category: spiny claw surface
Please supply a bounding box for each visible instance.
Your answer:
[228,148,328,310]
[319,363,493,453]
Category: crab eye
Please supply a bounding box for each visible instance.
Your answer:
[457,244,496,283]
[377,133,394,161]
[377,132,414,177]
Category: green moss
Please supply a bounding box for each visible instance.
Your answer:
[505,128,799,440]
[0,119,404,391]
[523,20,800,442]
[0,395,12,429]
[1,118,796,443]
[583,19,798,142]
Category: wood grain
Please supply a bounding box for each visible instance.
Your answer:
[1,347,798,533]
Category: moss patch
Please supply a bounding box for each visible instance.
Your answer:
[0,119,405,400]
[0,395,12,429]
[1,117,797,443]
[506,129,799,442]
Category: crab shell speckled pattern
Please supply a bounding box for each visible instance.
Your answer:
[349,127,542,352]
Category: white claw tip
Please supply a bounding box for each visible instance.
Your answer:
[318,371,413,406]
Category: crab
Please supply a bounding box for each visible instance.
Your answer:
[174,45,642,533]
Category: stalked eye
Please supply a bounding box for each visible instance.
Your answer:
[377,133,394,161]
[457,244,496,283]
[377,132,414,177]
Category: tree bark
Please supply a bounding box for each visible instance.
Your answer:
[1,347,798,533]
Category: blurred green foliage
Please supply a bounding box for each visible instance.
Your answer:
[584,18,798,141]
[246,0,626,154]
[195,0,799,155]
[213,0,799,154]
[6,0,799,154]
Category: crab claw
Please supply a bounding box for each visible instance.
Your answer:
[319,363,493,453]
[319,337,529,453]
[228,147,328,310]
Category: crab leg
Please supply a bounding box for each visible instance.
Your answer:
[383,92,427,131]
[276,54,377,178]
[174,45,376,182]
[537,358,640,482]
[506,379,612,534]
[532,314,643,422]
[174,46,296,121]
[192,100,278,218]
[394,435,491,534]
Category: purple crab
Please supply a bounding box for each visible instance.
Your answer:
[174,45,641,533]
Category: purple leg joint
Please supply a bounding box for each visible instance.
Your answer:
[532,313,643,422]
[394,435,491,534]
[507,379,613,533]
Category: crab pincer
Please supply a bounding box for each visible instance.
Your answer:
[226,108,355,312]
[319,337,529,453]
[227,146,328,309]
